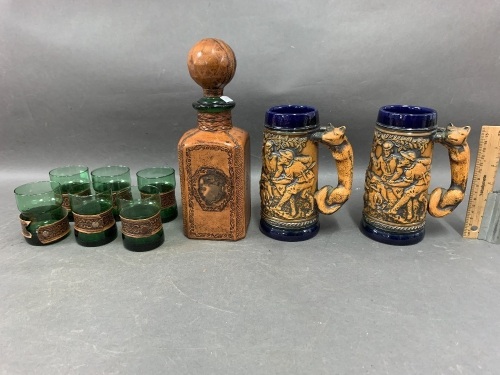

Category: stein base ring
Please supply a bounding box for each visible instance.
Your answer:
[259,219,319,242]
[360,218,424,246]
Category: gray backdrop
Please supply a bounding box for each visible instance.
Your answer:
[1,1,500,374]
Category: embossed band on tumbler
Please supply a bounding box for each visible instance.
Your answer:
[49,165,91,221]
[136,167,178,223]
[91,165,132,219]
[117,186,165,252]
[259,105,354,241]
[14,181,70,246]
[70,189,118,247]
[361,105,471,245]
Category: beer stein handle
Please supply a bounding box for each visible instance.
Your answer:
[311,124,354,215]
[428,124,471,218]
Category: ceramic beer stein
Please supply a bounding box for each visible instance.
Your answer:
[259,105,354,241]
[361,104,471,245]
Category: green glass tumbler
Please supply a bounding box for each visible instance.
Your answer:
[91,165,132,220]
[14,181,70,246]
[49,165,91,221]
[136,167,178,223]
[70,189,117,247]
[118,185,165,252]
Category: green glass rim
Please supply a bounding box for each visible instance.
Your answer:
[69,188,112,201]
[91,165,130,178]
[123,185,159,199]
[117,185,160,207]
[14,180,62,197]
[49,165,89,178]
[136,167,175,180]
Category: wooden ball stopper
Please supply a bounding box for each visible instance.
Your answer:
[187,38,236,97]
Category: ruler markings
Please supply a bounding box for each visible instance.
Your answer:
[463,125,500,239]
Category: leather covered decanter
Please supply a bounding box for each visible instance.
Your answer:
[178,38,250,240]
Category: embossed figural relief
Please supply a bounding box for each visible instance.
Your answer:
[260,125,353,224]
[260,134,316,221]
[363,129,433,227]
[363,124,471,230]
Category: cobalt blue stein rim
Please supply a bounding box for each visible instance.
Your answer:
[377,104,437,131]
[265,104,319,131]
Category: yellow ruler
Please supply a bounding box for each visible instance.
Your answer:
[463,125,500,239]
